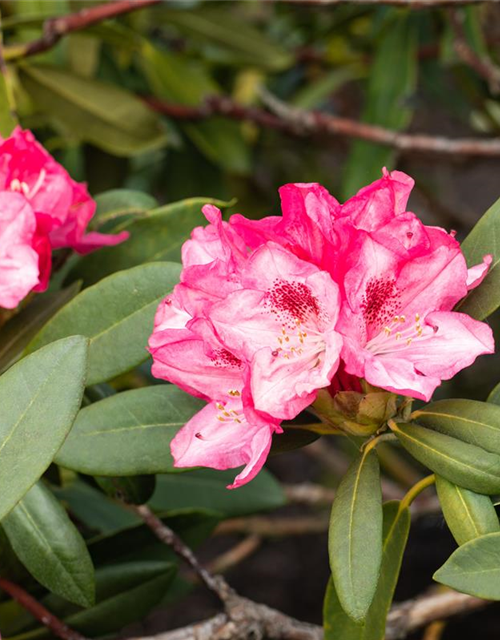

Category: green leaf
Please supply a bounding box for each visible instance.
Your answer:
[392,421,500,495]
[488,381,500,405]
[67,198,230,287]
[324,501,410,640]
[94,475,156,505]
[141,44,250,173]
[434,532,500,599]
[162,7,292,70]
[0,283,81,374]
[2,482,95,607]
[342,14,418,198]
[0,336,87,520]
[457,195,500,319]
[55,385,204,475]
[19,64,167,157]
[413,399,500,456]
[26,263,181,385]
[150,468,285,518]
[91,189,158,228]
[270,427,320,455]
[435,475,499,546]
[0,71,17,137]
[328,450,383,622]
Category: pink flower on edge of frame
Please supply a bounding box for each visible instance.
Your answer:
[0,127,129,254]
[0,192,40,309]
[336,223,494,401]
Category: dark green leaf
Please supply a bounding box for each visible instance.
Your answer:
[0,336,87,520]
[67,198,231,287]
[94,475,156,505]
[458,195,500,319]
[19,64,167,157]
[342,14,418,197]
[328,450,383,622]
[3,482,95,607]
[413,399,500,456]
[91,189,158,229]
[150,468,285,517]
[434,532,500,599]
[270,427,320,455]
[392,421,500,495]
[488,381,500,405]
[55,385,204,475]
[435,475,499,546]
[26,263,181,385]
[324,501,410,640]
[0,283,81,374]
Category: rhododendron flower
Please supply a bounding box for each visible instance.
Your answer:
[0,127,128,254]
[149,168,495,487]
[0,193,39,309]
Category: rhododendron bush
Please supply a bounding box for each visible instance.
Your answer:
[4,2,500,639]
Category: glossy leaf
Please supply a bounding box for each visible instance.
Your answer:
[19,64,167,157]
[458,195,500,319]
[435,475,499,546]
[324,501,411,640]
[91,189,158,228]
[68,198,230,287]
[270,427,320,455]
[26,263,181,385]
[328,450,383,622]
[434,532,500,599]
[0,336,87,520]
[0,283,81,374]
[55,385,204,475]
[2,482,95,607]
[413,399,500,455]
[150,468,286,517]
[392,421,500,495]
[342,14,418,197]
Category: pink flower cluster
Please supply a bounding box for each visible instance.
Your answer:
[149,170,494,488]
[0,127,128,309]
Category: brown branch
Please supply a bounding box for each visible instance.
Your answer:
[216,514,330,537]
[207,535,262,575]
[0,577,89,640]
[448,8,500,94]
[5,0,161,60]
[145,93,500,158]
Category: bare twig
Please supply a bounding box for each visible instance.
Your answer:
[131,504,231,604]
[0,577,89,640]
[207,535,262,575]
[448,8,500,94]
[284,481,336,505]
[146,93,500,158]
[4,0,161,60]
[216,514,330,537]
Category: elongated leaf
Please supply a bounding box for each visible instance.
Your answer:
[392,422,500,495]
[19,64,167,157]
[0,71,17,137]
[458,195,500,319]
[0,336,87,520]
[342,14,418,197]
[141,44,250,173]
[55,385,204,475]
[150,468,285,517]
[162,7,292,70]
[435,475,499,546]
[26,263,181,385]
[434,532,500,599]
[68,198,230,287]
[413,399,500,455]
[2,482,94,607]
[92,189,158,228]
[328,450,383,622]
[324,501,410,640]
[488,381,500,405]
[0,283,80,374]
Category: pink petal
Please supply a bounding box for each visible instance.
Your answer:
[71,230,130,255]
[466,254,493,290]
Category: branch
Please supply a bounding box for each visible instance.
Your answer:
[4,0,161,60]
[448,8,500,94]
[133,589,491,640]
[145,93,500,158]
[0,577,89,640]
[216,514,330,537]
[263,0,496,5]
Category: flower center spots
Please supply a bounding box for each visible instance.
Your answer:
[366,313,438,356]
[361,277,401,328]
[266,279,321,328]
[210,349,243,369]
